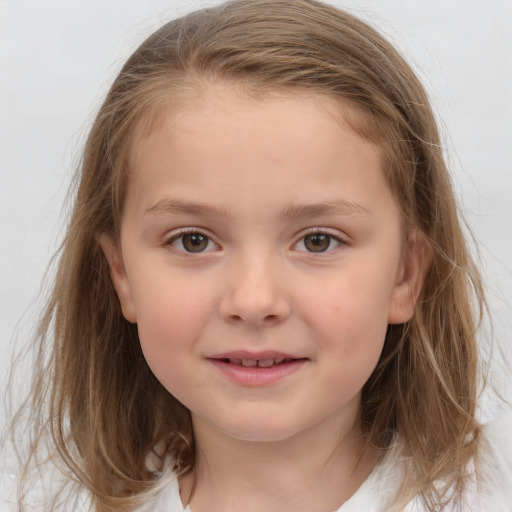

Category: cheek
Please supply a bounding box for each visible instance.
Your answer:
[301,268,392,358]
[310,284,389,401]
[130,273,215,373]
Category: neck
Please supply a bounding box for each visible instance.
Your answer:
[179,408,379,512]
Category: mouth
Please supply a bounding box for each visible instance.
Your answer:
[208,351,308,386]
[216,357,297,368]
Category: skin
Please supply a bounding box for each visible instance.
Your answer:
[101,84,429,512]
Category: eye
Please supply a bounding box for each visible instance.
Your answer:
[294,232,343,253]
[167,231,218,253]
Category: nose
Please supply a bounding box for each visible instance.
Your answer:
[218,252,291,327]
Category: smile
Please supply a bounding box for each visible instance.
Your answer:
[220,357,293,368]
[208,352,308,386]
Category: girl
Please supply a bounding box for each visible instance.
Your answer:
[5,0,512,511]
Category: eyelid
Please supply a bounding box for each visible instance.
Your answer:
[164,227,220,253]
[293,227,349,253]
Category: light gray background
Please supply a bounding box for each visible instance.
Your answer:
[1,0,511,441]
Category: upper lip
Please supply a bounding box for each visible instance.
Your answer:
[209,350,301,361]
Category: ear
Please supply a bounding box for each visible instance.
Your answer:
[99,234,138,323]
[387,231,432,325]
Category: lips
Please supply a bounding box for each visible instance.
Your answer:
[219,357,293,368]
[208,351,308,386]
[210,350,301,366]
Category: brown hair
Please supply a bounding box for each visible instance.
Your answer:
[12,1,484,510]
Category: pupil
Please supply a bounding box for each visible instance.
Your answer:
[305,234,330,252]
[183,233,208,252]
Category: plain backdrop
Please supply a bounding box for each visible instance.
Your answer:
[1,0,511,443]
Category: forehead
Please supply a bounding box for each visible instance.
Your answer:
[129,80,384,156]
[128,84,381,179]
[122,84,399,229]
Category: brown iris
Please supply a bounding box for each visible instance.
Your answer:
[304,234,331,252]
[182,233,209,252]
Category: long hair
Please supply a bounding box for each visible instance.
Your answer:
[11,1,484,510]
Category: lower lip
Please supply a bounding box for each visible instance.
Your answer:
[209,359,308,386]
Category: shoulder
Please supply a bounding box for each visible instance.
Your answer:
[340,416,512,512]
[137,419,512,512]
[474,413,512,510]
[480,412,512,446]
[133,471,189,512]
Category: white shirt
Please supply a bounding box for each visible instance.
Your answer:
[2,416,510,511]
[141,415,512,512]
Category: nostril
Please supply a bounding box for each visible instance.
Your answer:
[228,313,277,324]
[219,291,291,326]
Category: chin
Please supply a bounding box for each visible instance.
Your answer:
[218,417,306,443]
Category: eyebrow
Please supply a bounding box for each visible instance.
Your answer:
[145,199,229,217]
[144,198,371,219]
[279,200,372,221]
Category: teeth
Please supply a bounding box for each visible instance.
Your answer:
[226,358,291,367]
[257,358,275,368]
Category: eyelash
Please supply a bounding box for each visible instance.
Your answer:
[165,228,219,254]
[293,228,347,254]
[164,228,348,254]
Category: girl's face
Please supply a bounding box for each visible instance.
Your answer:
[103,84,424,443]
